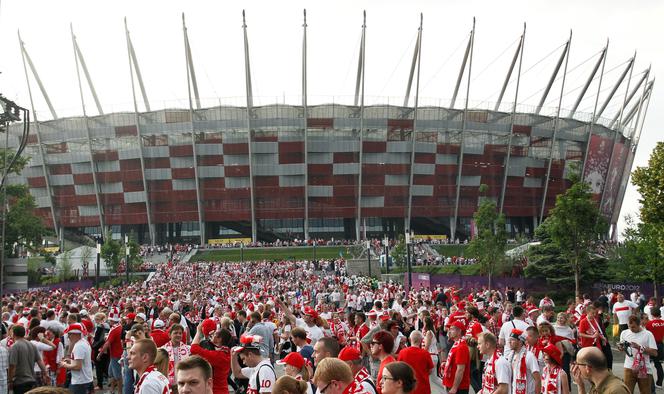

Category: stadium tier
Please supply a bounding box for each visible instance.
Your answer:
[4,102,637,244]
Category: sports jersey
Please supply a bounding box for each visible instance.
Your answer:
[242,359,276,394]
[134,366,169,394]
[612,301,637,325]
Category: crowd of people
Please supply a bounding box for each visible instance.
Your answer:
[0,252,661,394]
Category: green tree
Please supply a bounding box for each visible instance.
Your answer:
[466,184,507,291]
[126,237,142,274]
[614,220,664,302]
[543,178,607,297]
[57,249,73,281]
[4,184,46,256]
[101,233,122,275]
[525,220,609,301]
[391,235,406,267]
[632,142,664,256]
[0,144,44,255]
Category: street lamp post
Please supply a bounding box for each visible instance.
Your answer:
[383,237,389,273]
[313,241,317,261]
[96,241,101,287]
[366,240,371,277]
[240,242,244,263]
[125,235,129,284]
[405,232,413,293]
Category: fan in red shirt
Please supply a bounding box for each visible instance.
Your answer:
[577,305,606,349]
[98,318,124,392]
[441,321,470,394]
[190,319,232,394]
[646,308,664,387]
[464,307,485,340]
[447,303,468,330]
[397,330,434,394]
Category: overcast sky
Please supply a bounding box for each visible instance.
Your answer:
[0,0,661,235]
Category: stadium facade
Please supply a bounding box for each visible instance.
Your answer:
[4,13,653,245]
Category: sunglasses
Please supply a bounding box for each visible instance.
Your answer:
[320,380,336,394]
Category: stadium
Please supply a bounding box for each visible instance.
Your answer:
[2,13,653,246]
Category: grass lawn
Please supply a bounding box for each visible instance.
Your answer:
[389,264,481,275]
[191,246,351,262]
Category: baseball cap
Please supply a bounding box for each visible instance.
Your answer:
[277,352,305,370]
[338,346,361,361]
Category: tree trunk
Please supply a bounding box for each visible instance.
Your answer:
[574,258,581,298]
[488,265,493,292]
[655,278,659,307]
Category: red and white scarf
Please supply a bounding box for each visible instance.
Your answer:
[512,349,528,394]
[632,346,649,379]
[163,341,191,385]
[354,367,372,387]
[541,364,561,394]
[481,350,502,393]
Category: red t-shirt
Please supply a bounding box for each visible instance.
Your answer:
[397,346,434,394]
[442,341,470,390]
[647,318,664,343]
[578,317,602,348]
[105,325,124,359]
[376,355,396,394]
[447,312,467,329]
[465,321,483,339]
[190,344,231,394]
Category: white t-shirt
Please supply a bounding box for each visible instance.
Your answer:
[613,301,638,325]
[71,339,94,384]
[242,359,276,394]
[510,349,540,394]
[619,329,657,375]
[137,370,170,394]
[498,319,530,360]
[296,319,325,345]
[483,353,512,394]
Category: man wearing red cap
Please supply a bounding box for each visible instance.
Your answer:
[60,323,94,394]
[339,345,377,394]
[397,330,434,394]
[441,321,470,394]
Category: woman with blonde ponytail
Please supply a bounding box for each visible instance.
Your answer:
[273,375,309,394]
